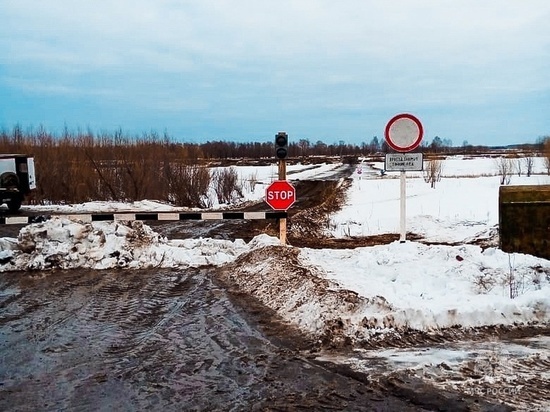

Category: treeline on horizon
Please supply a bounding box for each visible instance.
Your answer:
[1,124,548,207]
[1,124,547,159]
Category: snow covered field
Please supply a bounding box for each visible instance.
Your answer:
[331,155,550,242]
[1,156,549,339]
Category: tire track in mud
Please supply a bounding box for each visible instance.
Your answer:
[0,268,433,411]
[0,269,260,410]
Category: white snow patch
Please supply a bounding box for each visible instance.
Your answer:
[0,217,279,272]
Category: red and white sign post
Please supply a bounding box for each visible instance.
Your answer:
[265,179,296,245]
[384,113,424,153]
[265,180,296,211]
[384,113,424,243]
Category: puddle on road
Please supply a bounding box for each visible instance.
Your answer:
[350,335,550,369]
[318,335,550,410]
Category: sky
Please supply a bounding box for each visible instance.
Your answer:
[1,0,549,147]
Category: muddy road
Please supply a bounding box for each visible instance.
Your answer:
[0,263,531,411]
[0,267,455,412]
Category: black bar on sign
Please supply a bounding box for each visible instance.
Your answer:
[222,212,245,219]
[179,213,203,220]
[0,217,5,225]
[92,214,115,221]
[266,212,287,219]
[135,213,159,221]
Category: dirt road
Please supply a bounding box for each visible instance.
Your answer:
[0,267,460,411]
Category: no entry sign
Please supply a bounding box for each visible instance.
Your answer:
[265,180,296,210]
[384,113,424,152]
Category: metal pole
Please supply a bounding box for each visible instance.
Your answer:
[278,159,287,245]
[400,170,406,243]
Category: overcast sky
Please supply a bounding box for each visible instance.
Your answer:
[1,1,549,146]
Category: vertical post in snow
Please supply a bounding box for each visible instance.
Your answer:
[400,170,406,243]
[278,159,287,245]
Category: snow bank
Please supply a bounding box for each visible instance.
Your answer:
[218,246,391,347]
[300,242,550,331]
[219,243,550,347]
[0,217,279,272]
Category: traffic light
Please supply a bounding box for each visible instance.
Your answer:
[275,132,288,159]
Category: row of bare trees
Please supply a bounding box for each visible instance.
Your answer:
[0,127,242,207]
[425,153,547,190]
[1,125,549,203]
[3,125,370,160]
[495,151,550,185]
[7,124,549,160]
[423,137,550,189]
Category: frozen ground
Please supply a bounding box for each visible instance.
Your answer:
[331,156,550,242]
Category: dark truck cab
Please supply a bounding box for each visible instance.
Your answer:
[0,154,36,212]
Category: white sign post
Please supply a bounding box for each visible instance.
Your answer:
[384,113,424,243]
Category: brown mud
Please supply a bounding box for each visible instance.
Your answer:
[1,267,517,411]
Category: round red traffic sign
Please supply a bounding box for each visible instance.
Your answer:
[265,180,296,210]
[384,113,424,152]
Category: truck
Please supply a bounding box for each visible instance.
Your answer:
[0,154,37,212]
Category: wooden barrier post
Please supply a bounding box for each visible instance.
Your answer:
[278,159,287,245]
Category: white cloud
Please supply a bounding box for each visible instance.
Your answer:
[3,1,548,67]
[2,78,106,97]
[1,0,549,143]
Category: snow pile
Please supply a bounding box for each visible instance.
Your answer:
[0,217,279,271]
[299,242,550,331]
[218,246,388,346]
[220,242,549,347]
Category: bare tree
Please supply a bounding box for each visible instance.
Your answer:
[298,139,310,158]
[213,167,242,204]
[515,158,522,177]
[544,137,550,175]
[523,156,534,177]
[423,158,443,188]
[495,157,514,185]
[167,164,212,208]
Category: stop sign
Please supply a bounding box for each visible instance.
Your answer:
[265,180,296,210]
